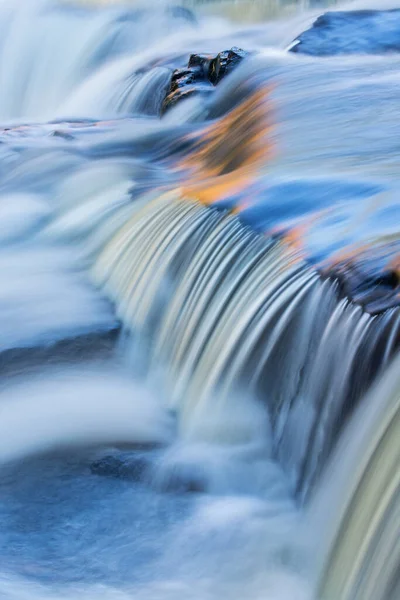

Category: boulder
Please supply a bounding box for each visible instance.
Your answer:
[208,47,248,85]
[162,47,249,114]
[289,10,400,56]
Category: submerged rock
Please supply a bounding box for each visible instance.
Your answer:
[165,5,197,25]
[162,47,249,114]
[90,453,150,482]
[327,261,400,315]
[51,130,75,140]
[289,9,400,56]
[112,5,197,27]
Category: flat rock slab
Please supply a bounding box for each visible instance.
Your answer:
[0,330,119,380]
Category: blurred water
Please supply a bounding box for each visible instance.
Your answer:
[0,1,397,600]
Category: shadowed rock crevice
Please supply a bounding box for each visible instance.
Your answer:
[326,262,400,315]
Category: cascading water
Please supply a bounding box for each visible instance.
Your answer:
[0,0,399,599]
[311,353,400,600]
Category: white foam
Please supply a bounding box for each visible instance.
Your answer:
[0,368,173,464]
[150,438,290,497]
[0,246,115,351]
[0,194,49,244]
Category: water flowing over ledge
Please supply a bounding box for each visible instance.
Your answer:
[76,188,398,498]
[312,353,400,600]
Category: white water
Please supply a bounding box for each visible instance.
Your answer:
[0,0,199,121]
[0,0,397,599]
[0,364,309,600]
[77,191,399,497]
[311,353,400,599]
[0,368,173,464]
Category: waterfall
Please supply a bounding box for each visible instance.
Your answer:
[0,0,196,121]
[57,184,396,498]
[42,60,400,500]
[313,353,400,600]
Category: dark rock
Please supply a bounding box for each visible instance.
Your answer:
[326,261,400,315]
[51,130,75,140]
[162,47,248,114]
[188,53,213,75]
[167,67,203,98]
[161,60,212,114]
[90,453,149,482]
[208,47,248,85]
[162,83,212,114]
[289,9,400,56]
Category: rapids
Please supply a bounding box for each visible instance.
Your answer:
[0,1,398,599]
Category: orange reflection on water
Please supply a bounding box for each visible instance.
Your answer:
[180,87,273,206]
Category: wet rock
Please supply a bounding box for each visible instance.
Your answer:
[51,130,75,140]
[162,80,213,114]
[161,61,212,114]
[187,52,213,75]
[165,65,212,106]
[208,47,248,85]
[327,262,400,315]
[90,453,149,482]
[289,10,400,56]
[162,47,249,114]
